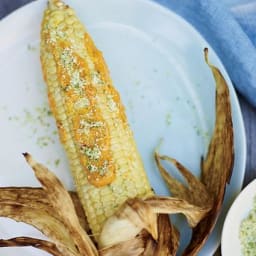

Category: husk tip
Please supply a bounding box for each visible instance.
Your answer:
[204,48,209,63]
[22,153,35,167]
[22,152,30,160]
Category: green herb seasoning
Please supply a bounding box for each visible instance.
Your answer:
[165,112,171,126]
[240,197,256,255]
[54,159,61,167]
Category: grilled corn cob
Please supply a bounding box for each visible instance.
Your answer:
[40,0,153,240]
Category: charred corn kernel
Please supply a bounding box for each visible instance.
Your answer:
[41,0,153,239]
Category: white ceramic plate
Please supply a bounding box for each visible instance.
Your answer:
[222,179,256,256]
[0,0,246,255]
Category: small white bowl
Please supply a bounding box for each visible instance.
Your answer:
[222,179,256,256]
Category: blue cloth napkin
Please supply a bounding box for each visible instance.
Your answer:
[155,0,256,107]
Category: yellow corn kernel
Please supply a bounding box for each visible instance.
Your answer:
[41,0,153,239]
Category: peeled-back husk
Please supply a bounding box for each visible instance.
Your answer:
[183,48,234,255]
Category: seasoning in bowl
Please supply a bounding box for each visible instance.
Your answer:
[239,197,256,256]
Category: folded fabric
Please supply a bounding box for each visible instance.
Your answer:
[231,1,256,46]
[155,0,256,107]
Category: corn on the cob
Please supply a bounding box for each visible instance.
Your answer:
[40,0,153,240]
